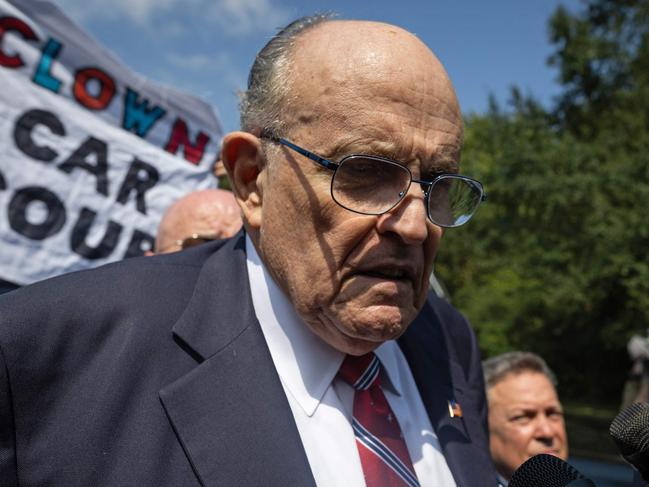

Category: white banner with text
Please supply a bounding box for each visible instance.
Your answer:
[0,0,223,284]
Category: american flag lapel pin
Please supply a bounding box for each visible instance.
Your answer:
[447,399,463,418]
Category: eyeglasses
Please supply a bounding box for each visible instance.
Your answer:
[264,136,486,228]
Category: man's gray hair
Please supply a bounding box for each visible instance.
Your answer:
[239,13,335,134]
[483,351,558,390]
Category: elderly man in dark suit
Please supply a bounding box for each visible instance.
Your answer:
[0,14,494,487]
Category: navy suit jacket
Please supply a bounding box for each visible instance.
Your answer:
[0,233,497,486]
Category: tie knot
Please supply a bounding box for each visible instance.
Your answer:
[338,353,381,390]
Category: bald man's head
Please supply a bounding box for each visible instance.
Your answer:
[240,16,461,142]
[154,189,242,254]
[221,16,467,355]
[284,20,460,143]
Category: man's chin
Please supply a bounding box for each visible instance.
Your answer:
[314,297,419,354]
[339,307,413,342]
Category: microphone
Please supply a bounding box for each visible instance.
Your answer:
[609,402,649,482]
[509,454,596,487]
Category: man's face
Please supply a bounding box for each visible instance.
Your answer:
[252,21,463,355]
[487,371,569,480]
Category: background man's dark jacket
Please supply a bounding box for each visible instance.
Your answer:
[0,233,497,486]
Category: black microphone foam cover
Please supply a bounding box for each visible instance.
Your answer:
[509,454,595,487]
[609,402,649,480]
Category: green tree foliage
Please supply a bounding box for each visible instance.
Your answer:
[435,0,649,401]
[549,0,649,139]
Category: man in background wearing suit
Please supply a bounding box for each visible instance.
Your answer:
[0,14,494,486]
[483,351,569,485]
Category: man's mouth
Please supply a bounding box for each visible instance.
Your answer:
[364,269,409,280]
[356,264,418,284]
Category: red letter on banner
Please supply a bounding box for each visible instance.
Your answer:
[164,117,210,165]
[0,16,38,67]
[73,67,116,110]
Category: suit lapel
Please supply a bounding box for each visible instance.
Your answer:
[159,235,316,487]
[159,235,490,486]
[398,298,483,487]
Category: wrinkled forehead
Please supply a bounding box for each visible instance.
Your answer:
[294,22,448,75]
[490,371,560,401]
[280,20,462,154]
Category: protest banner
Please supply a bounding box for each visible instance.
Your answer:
[0,0,223,285]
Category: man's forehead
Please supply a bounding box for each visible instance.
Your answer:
[290,20,443,83]
[295,20,424,55]
[491,372,559,399]
[281,20,460,128]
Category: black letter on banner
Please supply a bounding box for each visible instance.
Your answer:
[123,229,155,258]
[70,207,122,259]
[8,186,66,240]
[116,158,159,215]
[58,137,109,196]
[0,169,6,190]
[14,109,65,161]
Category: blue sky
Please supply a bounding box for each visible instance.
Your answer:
[53,0,582,133]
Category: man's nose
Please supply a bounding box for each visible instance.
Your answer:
[534,416,557,440]
[375,185,431,244]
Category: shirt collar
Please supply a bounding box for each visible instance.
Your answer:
[245,235,403,416]
[374,342,404,397]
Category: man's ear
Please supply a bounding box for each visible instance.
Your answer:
[221,131,265,229]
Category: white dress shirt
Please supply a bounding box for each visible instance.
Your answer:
[246,236,456,487]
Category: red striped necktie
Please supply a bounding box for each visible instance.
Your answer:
[338,353,420,487]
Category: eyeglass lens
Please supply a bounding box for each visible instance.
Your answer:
[332,156,482,227]
[427,176,483,227]
[332,156,410,215]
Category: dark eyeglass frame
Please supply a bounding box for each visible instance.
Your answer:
[262,135,486,228]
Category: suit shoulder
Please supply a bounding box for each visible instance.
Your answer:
[0,241,226,367]
[418,293,480,368]
[1,251,198,312]
[423,293,471,333]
